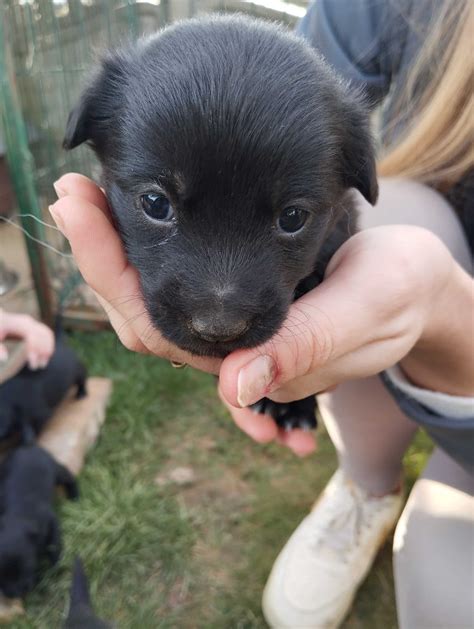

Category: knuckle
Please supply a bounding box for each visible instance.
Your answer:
[276,303,335,379]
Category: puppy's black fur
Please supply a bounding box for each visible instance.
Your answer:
[0,445,78,598]
[63,557,112,629]
[0,341,87,444]
[64,15,378,429]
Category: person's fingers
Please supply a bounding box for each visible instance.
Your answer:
[0,343,8,362]
[53,173,111,219]
[219,228,412,408]
[218,385,316,455]
[49,195,136,302]
[49,197,221,371]
[92,292,149,354]
[23,323,54,369]
[98,292,222,372]
[48,179,224,373]
[27,352,40,370]
[48,196,163,354]
[218,386,278,443]
[275,428,317,457]
[219,283,338,408]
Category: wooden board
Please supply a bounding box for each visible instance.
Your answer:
[39,377,112,476]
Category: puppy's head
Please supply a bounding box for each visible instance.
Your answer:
[65,15,377,357]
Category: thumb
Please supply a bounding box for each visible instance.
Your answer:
[219,287,336,408]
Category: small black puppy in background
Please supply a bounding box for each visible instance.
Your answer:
[64,15,377,429]
[0,340,87,443]
[0,445,78,598]
[63,557,112,629]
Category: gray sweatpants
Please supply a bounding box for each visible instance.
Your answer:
[319,178,474,629]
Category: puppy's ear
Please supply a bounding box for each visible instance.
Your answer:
[63,51,130,151]
[340,104,379,206]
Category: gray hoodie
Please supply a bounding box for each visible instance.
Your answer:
[297,0,473,253]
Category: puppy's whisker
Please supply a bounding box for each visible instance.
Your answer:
[142,321,162,350]
[116,310,150,337]
[143,232,177,249]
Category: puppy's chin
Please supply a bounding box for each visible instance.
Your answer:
[157,330,270,359]
[146,303,289,358]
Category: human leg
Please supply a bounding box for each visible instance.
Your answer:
[393,448,474,629]
[262,179,472,627]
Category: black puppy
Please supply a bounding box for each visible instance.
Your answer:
[0,340,87,443]
[64,15,377,429]
[0,445,78,598]
[63,557,112,629]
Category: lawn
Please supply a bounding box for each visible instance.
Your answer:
[9,330,432,628]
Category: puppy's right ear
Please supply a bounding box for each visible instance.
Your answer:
[63,51,129,151]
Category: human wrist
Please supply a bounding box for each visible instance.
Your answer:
[401,261,474,396]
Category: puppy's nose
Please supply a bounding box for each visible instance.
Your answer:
[191,316,250,343]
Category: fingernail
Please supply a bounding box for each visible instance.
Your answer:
[49,204,66,236]
[237,355,276,407]
[28,355,39,370]
[0,345,8,362]
[53,180,67,199]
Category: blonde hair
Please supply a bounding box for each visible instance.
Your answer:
[378,0,474,192]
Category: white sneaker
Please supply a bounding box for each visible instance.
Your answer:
[262,469,403,629]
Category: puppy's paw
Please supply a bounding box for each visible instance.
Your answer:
[275,410,317,432]
[250,397,318,431]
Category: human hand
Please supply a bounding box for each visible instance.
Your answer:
[219,225,458,455]
[49,174,220,374]
[49,178,467,456]
[0,310,55,369]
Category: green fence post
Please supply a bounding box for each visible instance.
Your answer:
[0,3,54,324]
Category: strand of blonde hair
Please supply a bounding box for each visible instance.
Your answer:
[378,0,474,191]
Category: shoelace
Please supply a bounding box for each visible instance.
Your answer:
[308,483,371,559]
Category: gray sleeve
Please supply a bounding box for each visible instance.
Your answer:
[385,366,474,420]
[296,0,396,107]
[379,371,474,473]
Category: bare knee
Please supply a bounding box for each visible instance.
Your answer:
[356,177,472,272]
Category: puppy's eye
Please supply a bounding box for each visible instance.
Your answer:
[140,193,174,222]
[277,207,309,234]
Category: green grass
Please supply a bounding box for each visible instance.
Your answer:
[9,331,432,628]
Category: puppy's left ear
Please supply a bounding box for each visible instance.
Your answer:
[63,50,130,152]
[340,105,379,206]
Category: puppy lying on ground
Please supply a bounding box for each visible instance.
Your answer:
[0,340,87,443]
[63,557,112,629]
[0,445,78,598]
[64,15,377,430]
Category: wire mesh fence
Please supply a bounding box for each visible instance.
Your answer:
[0,0,304,326]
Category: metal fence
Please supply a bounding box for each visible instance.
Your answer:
[0,0,306,326]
